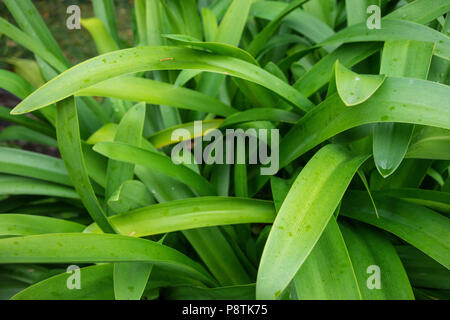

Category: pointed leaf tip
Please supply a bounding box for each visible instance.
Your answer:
[335,61,386,106]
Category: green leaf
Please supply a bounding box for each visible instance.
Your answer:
[76,76,238,117]
[397,245,450,290]
[85,197,275,237]
[107,180,155,215]
[340,221,414,300]
[0,175,78,199]
[163,34,257,64]
[257,144,369,299]
[114,262,152,300]
[0,106,54,137]
[341,191,450,269]
[294,218,362,300]
[271,168,361,300]
[201,8,218,42]
[247,0,308,56]
[149,119,223,148]
[376,188,450,214]
[93,141,215,196]
[92,0,119,45]
[11,47,313,115]
[0,126,58,148]
[0,147,71,186]
[0,214,85,236]
[10,263,206,300]
[335,61,385,106]
[0,69,34,100]
[320,19,450,60]
[406,127,450,160]
[373,40,434,177]
[3,0,69,67]
[0,233,216,286]
[81,18,119,54]
[183,227,251,286]
[386,0,450,25]
[0,17,67,73]
[105,103,146,215]
[221,109,300,127]
[280,77,450,168]
[56,97,116,233]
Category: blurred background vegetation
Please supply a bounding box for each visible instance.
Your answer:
[0,0,136,153]
[0,0,135,65]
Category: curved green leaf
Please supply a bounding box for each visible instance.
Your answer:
[11,46,314,115]
[56,97,116,233]
[85,197,275,237]
[0,175,78,199]
[335,61,385,106]
[340,220,414,300]
[77,76,237,117]
[0,233,216,286]
[257,144,369,299]
[0,214,85,236]
[341,191,450,269]
[280,77,450,168]
[0,147,71,186]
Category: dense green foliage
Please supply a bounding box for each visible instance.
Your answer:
[0,0,449,300]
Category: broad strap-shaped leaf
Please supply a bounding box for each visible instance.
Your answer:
[81,18,118,54]
[294,218,362,300]
[0,233,216,286]
[280,77,450,168]
[0,147,71,186]
[85,197,275,237]
[319,19,450,60]
[92,0,119,45]
[105,103,145,216]
[396,245,450,290]
[163,34,257,64]
[257,144,369,299]
[0,175,78,199]
[406,127,450,160]
[340,220,414,300]
[0,126,57,147]
[113,262,152,300]
[0,214,85,236]
[56,97,116,233]
[373,40,434,177]
[341,191,450,269]
[10,264,205,300]
[376,188,450,215]
[77,76,237,117]
[11,46,314,115]
[271,176,361,300]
